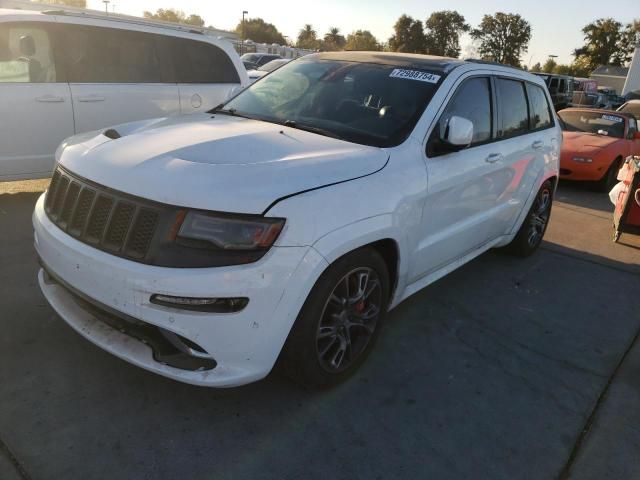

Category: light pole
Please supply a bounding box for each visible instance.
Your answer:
[241,10,248,56]
[102,0,110,14]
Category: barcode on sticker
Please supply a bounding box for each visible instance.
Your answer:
[389,69,441,84]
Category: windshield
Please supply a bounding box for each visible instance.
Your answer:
[223,59,444,147]
[258,59,289,73]
[558,111,625,138]
[241,53,260,63]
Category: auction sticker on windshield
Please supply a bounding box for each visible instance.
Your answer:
[389,69,441,84]
[602,114,623,123]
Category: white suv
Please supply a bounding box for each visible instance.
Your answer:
[33,52,560,388]
[0,8,248,181]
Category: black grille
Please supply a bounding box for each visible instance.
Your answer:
[45,167,160,261]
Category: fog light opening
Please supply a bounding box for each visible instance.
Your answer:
[150,294,248,313]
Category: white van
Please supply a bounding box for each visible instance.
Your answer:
[0,9,248,181]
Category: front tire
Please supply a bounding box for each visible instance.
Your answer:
[595,157,622,192]
[502,180,554,257]
[279,248,390,389]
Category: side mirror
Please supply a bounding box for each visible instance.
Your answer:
[441,115,474,148]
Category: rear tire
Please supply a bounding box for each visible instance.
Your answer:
[279,248,390,389]
[502,180,554,257]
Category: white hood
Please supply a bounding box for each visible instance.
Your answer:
[58,114,389,214]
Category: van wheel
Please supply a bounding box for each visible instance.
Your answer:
[595,157,622,192]
[279,248,389,389]
[502,180,553,257]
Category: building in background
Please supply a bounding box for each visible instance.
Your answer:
[590,65,629,95]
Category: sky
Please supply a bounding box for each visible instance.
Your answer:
[87,0,639,65]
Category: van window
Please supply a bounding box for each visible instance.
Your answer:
[0,23,56,82]
[57,25,162,83]
[497,78,529,138]
[527,83,553,130]
[171,37,239,83]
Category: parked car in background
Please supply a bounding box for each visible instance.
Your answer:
[0,9,248,181]
[34,52,559,388]
[242,60,259,71]
[597,87,625,110]
[535,73,573,110]
[558,108,640,190]
[240,52,282,67]
[246,58,291,82]
[618,100,640,118]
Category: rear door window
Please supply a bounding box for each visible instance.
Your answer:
[526,83,553,130]
[56,25,162,83]
[0,22,56,83]
[496,78,530,138]
[170,37,239,83]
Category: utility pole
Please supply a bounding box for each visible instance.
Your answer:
[241,10,248,56]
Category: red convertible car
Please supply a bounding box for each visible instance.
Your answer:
[558,109,640,191]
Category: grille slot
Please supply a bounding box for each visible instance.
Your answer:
[126,209,159,258]
[44,167,159,261]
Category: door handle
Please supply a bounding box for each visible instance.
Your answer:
[77,95,105,102]
[485,153,503,164]
[36,95,64,103]
[532,140,544,149]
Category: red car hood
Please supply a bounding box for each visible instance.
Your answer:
[562,131,620,151]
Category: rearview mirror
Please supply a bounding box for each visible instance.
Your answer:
[441,115,474,148]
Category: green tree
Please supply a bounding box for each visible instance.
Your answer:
[41,0,86,7]
[345,30,381,51]
[530,62,542,72]
[620,20,640,64]
[424,10,470,58]
[388,15,426,53]
[471,12,532,66]
[234,18,286,44]
[542,58,557,73]
[573,18,626,69]
[143,9,205,27]
[322,27,346,51]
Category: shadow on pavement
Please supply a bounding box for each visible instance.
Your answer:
[555,181,613,214]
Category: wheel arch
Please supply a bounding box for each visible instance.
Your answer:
[312,215,405,304]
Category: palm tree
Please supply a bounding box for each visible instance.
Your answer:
[297,24,318,49]
[323,27,346,50]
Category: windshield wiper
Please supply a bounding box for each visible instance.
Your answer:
[209,105,256,121]
[282,120,345,141]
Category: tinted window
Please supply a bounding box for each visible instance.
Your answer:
[172,37,239,83]
[0,23,56,83]
[225,60,443,147]
[57,25,161,83]
[527,83,553,130]
[440,77,492,145]
[497,78,529,138]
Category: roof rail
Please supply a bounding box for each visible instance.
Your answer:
[464,58,525,71]
[40,8,232,36]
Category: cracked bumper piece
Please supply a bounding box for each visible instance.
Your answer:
[33,194,328,387]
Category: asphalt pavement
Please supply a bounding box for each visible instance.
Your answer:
[0,179,638,480]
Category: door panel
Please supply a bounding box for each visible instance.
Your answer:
[0,83,74,179]
[0,21,74,180]
[70,84,179,133]
[57,24,180,134]
[410,76,501,282]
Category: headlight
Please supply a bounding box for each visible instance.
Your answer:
[572,157,593,163]
[177,211,285,251]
